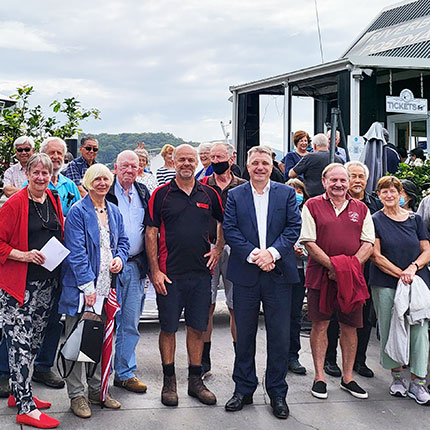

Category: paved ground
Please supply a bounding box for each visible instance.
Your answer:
[0,300,428,430]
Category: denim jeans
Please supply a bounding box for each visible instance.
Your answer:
[0,283,62,378]
[114,260,146,381]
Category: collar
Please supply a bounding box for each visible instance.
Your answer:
[115,180,135,197]
[170,178,198,195]
[323,192,352,201]
[207,172,238,188]
[50,173,67,187]
[251,180,270,196]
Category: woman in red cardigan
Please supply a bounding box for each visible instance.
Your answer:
[0,153,64,429]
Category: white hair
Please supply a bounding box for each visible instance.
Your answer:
[210,142,234,157]
[198,142,213,153]
[40,137,67,155]
[312,134,329,148]
[14,136,35,149]
[345,160,369,180]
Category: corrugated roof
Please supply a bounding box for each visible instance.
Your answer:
[367,0,430,31]
[370,39,430,57]
[343,0,430,59]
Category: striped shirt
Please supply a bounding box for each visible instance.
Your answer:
[156,166,176,185]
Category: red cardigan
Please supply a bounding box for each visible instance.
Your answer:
[0,187,64,305]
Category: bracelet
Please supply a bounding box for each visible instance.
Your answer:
[412,262,419,270]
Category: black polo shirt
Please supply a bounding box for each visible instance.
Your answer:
[145,179,223,276]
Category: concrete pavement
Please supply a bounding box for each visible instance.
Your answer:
[0,303,427,430]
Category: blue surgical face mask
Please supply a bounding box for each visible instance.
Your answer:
[399,196,407,207]
[296,193,304,206]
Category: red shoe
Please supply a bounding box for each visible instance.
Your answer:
[16,412,59,428]
[8,394,51,409]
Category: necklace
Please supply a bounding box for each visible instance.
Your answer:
[28,189,49,223]
[94,207,107,214]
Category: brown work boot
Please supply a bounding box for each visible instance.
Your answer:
[114,376,147,393]
[161,374,178,406]
[70,396,91,419]
[188,374,217,405]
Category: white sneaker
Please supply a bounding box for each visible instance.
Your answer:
[389,372,407,397]
[408,378,430,405]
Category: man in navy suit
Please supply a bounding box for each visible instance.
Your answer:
[223,145,301,419]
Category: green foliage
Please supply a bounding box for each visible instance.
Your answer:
[0,86,100,188]
[393,162,430,201]
[89,132,199,166]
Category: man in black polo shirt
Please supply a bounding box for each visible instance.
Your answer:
[145,144,224,407]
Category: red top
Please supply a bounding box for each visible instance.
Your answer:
[304,194,369,290]
[0,187,64,305]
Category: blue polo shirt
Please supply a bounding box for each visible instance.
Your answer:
[23,173,81,216]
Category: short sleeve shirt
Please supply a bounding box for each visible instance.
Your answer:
[3,163,27,189]
[369,211,430,289]
[145,179,223,275]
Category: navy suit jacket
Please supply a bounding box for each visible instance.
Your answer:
[223,181,301,286]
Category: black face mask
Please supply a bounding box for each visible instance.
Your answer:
[211,161,229,175]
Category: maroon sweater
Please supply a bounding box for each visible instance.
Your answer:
[304,194,369,291]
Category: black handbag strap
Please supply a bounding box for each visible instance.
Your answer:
[56,310,102,379]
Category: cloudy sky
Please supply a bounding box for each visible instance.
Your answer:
[0,0,396,150]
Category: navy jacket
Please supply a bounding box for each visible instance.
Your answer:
[106,177,150,278]
[223,181,301,286]
[59,194,130,316]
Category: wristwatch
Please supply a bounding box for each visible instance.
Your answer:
[411,261,419,270]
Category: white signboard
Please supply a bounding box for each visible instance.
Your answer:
[348,135,365,161]
[347,16,430,56]
[386,89,428,115]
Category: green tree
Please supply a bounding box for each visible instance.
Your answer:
[0,86,100,188]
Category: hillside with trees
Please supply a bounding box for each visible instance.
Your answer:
[90,132,200,165]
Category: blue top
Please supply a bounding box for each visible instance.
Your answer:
[114,181,145,258]
[195,165,213,181]
[369,211,430,289]
[23,173,81,217]
[59,195,130,316]
[282,151,303,181]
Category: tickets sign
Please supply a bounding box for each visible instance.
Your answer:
[386,89,428,114]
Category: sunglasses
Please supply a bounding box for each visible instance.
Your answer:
[16,147,32,153]
[83,146,99,152]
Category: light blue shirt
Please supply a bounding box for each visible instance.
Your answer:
[23,173,81,217]
[114,181,145,257]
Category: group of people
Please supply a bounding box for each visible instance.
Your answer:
[0,130,430,428]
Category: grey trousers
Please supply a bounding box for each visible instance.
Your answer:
[64,314,102,399]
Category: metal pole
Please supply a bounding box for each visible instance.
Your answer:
[282,82,290,156]
[337,110,350,162]
[329,108,339,163]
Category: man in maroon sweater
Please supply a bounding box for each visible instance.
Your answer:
[300,163,375,400]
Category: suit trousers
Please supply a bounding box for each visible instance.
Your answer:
[233,272,292,399]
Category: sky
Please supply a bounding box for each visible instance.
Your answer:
[0,0,397,150]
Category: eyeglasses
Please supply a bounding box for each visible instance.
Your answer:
[83,146,99,152]
[16,147,32,153]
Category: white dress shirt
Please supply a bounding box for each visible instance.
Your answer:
[247,180,281,264]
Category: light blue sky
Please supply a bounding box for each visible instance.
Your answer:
[0,0,395,149]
